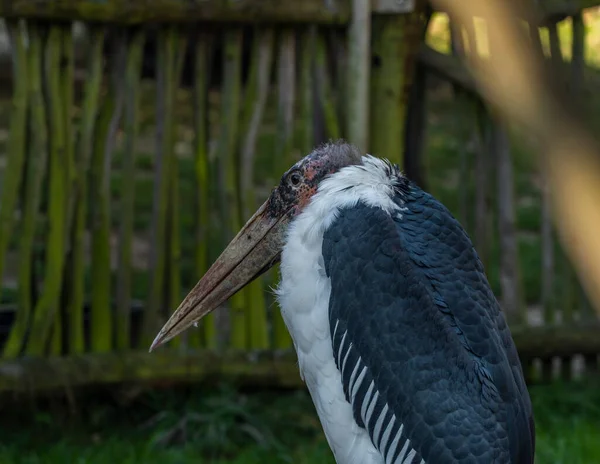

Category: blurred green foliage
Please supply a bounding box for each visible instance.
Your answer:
[1,378,599,463]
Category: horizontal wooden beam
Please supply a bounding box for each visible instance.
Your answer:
[0,0,351,24]
[0,350,305,394]
[418,44,600,101]
[514,322,600,360]
[417,44,478,94]
[1,323,598,394]
[4,0,596,24]
[0,0,416,24]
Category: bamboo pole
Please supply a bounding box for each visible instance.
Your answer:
[346,0,370,151]
[116,29,145,351]
[215,28,246,349]
[0,20,30,358]
[193,32,214,349]
[142,26,177,347]
[90,32,127,353]
[67,26,105,355]
[0,21,28,308]
[239,29,274,350]
[25,25,67,356]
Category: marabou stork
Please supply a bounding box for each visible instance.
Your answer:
[150,141,535,464]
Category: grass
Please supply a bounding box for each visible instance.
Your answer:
[1,378,599,463]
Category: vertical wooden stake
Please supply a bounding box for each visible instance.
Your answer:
[116,28,145,351]
[314,32,340,141]
[299,27,315,154]
[240,29,274,350]
[193,32,214,349]
[26,25,67,356]
[216,29,246,349]
[346,0,370,151]
[276,29,296,171]
[272,29,297,350]
[1,20,31,358]
[90,31,127,353]
[67,26,105,355]
[167,32,187,350]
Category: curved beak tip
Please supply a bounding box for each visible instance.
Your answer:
[148,333,164,352]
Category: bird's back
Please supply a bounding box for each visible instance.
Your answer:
[322,181,535,463]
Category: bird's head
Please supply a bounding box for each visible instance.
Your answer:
[149,141,363,350]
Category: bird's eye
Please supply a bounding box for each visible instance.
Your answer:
[288,171,302,187]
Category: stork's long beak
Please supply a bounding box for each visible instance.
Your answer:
[149,198,289,351]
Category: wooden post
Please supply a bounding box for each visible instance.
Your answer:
[275,29,296,171]
[216,29,246,349]
[239,29,274,350]
[314,32,341,141]
[272,29,296,350]
[346,0,370,152]
[403,8,432,189]
[67,26,105,355]
[1,20,30,358]
[90,32,127,353]
[299,27,316,154]
[167,33,188,351]
[193,32,214,349]
[26,25,68,356]
[370,6,425,164]
[116,29,145,351]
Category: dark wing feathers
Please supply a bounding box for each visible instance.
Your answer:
[322,187,534,464]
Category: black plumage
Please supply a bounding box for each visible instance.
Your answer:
[322,180,535,463]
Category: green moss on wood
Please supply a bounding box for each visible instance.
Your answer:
[0,0,351,24]
[90,34,127,353]
[315,33,340,140]
[1,20,31,358]
[0,21,28,307]
[56,23,75,356]
[217,29,247,349]
[369,15,409,162]
[193,33,214,349]
[67,26,106,355]
[167,32,187,350]
[142,27,177,347]
[272,29,296,350]
[116,29,145,351]
[240,29,274,350]
[1,322,598,393]
[299,27,315,154]
[0,350,303,394]
[25,26,68,357]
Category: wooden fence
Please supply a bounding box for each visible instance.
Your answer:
[0,0,599,394]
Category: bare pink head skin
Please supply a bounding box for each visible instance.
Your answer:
[150,141,363,351]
